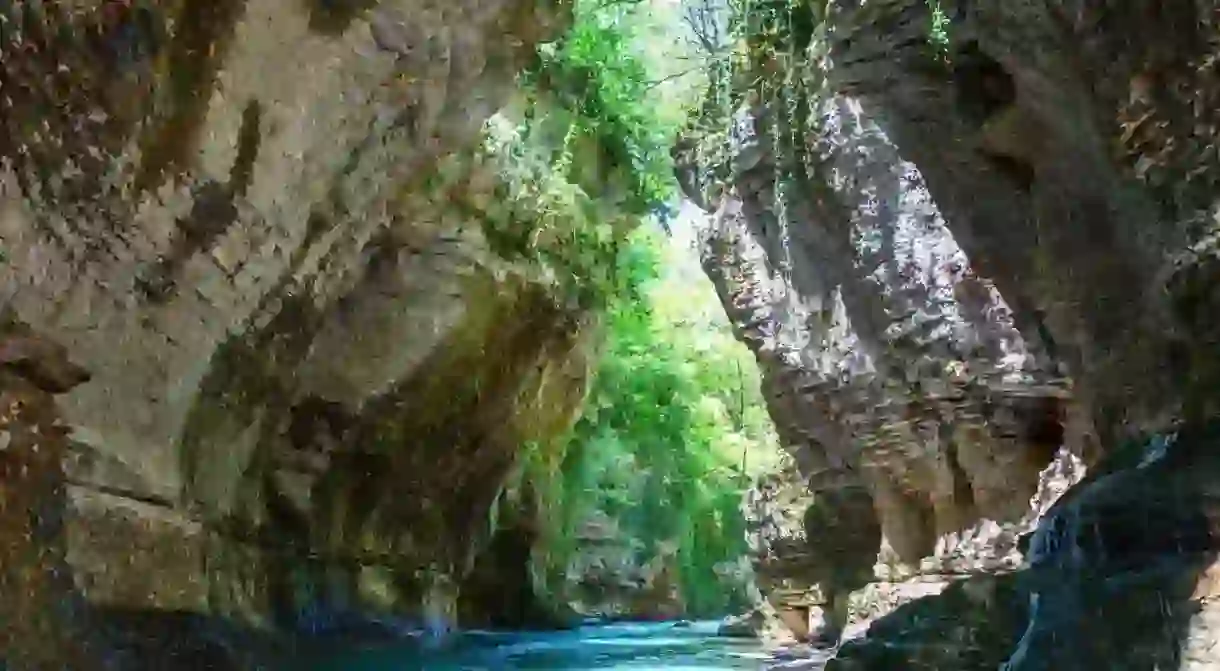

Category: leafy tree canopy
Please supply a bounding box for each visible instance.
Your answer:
[481,0,783,619]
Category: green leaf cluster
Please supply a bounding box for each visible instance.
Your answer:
[522,0,680,215]
[476,0,780,620]
[474,0,698,311]
[527,227,781,618]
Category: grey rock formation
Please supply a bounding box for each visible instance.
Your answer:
[702,0,1220,666]
[686,88,1083,638]
[0,0,589,654]
[825,0,1219,444]
[817,0,1220,667]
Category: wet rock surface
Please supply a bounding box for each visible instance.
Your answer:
[816,427,1220,671]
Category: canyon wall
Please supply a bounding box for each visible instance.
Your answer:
[0,0,594,659]
[687,0,1220,665]
[683,75,1086,625]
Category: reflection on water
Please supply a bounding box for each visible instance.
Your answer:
[301,621,775,670]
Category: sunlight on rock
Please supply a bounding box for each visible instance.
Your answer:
[2,0,1220,669]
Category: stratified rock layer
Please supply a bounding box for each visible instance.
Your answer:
[706,0,1220,667]
[0,0,588,646]
[820,0,1220,668]
[687,83,1085,632]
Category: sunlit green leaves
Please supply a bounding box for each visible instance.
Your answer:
[483,0,782,619]
[524,227,781,618]
[478,0,694,310]
[927,0,951,58]
[523,2,676,215]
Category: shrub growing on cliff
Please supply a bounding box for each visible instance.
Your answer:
[526,226,781,618]
[482,0,777,620]
[523,4,674,214]
[477,0,699,311]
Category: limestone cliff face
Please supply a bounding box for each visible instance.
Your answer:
[686,89,1084,591]
[822,0,1220,446]
[0,0,590,642]
[818,1,1220,668]
[690,0,1220,666]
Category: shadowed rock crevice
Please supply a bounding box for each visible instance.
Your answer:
[305,0,380,36]
[134,0,249,194]
[456,487,572,630]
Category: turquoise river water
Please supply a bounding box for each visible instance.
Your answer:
[298,621,812,671]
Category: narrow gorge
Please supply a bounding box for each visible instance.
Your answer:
[1,0,1219,669]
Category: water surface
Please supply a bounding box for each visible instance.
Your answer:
[303,620,784,670]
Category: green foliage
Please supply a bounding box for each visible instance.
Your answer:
[529,227,781,618]
[479,0,779,620]
[476,0,697,311]
[523,2,675,214]
[927,0,951,58]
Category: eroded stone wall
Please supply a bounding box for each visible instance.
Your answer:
[716,0,1220,666]
[687,95,1084,594]
[0,0,589,638]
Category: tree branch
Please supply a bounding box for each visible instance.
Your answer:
[642,67,705,91]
